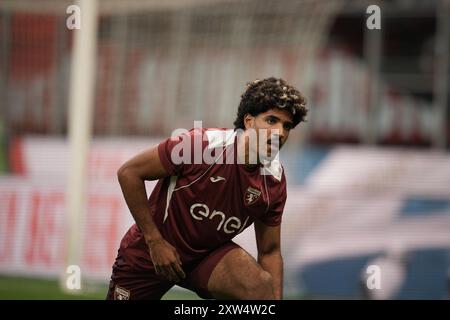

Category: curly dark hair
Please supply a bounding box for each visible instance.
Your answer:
[233,77,308,130]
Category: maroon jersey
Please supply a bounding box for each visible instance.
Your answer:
[119,128,287,269]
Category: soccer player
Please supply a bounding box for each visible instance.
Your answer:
[106,77,308,300]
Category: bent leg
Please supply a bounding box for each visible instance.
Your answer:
[207,247,274,300]
[106,250,174,300]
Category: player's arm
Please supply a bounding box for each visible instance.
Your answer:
[254,220,283,300]
[117,146,185,282]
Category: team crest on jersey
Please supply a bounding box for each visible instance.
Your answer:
[114,285,130,300]
[245,187,261,206]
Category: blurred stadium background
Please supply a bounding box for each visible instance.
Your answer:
[0,0,449,300]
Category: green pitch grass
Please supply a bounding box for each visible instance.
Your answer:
[0,275,310,300]
[0,275,200,300]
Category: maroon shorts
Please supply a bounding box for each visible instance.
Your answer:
[106,241,240,300]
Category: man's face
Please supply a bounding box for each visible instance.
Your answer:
[244,108,294,161]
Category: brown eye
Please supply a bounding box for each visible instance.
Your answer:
[267,117,276,125]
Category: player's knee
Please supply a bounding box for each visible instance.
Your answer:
[243,270,274,299]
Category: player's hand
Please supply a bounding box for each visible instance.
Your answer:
[147,238,186,283]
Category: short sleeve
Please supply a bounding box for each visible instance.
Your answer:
[258,170,287,226]
[158,135,183,176]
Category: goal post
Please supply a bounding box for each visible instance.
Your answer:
[62,0,99,293]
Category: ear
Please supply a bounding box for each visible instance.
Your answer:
[243,113,255,130]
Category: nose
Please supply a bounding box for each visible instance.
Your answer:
[275,122,287,140]
[270,125,285,145]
